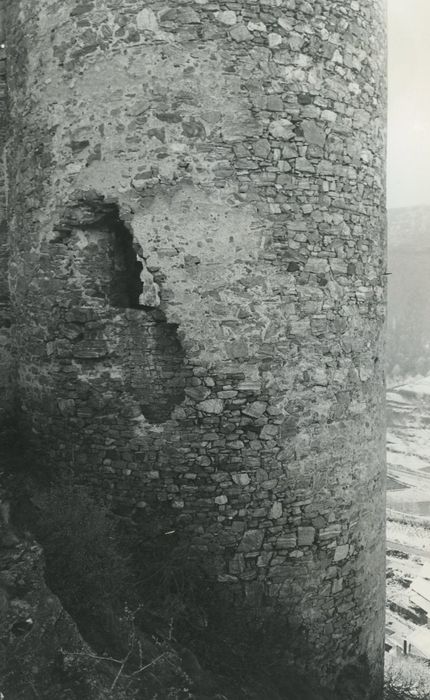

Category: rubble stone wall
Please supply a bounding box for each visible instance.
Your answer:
[0,7,13,432]
[3,0,387,695]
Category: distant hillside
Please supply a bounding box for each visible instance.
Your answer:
[387,207,430,380]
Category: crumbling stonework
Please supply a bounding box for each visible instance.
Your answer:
[1,0,386,696]
[0,30,14,434]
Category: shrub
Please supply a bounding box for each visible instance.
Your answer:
[385,654,430,699]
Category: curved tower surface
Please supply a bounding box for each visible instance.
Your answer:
[4,0,386,695]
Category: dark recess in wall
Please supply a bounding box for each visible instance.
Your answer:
[109,214,143,309]
[55,196,187,424]
[56,198,144,308]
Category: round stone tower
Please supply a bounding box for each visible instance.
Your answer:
[4,0,386,695]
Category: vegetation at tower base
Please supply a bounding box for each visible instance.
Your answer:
[0,466,425,700]
[0,463,383,700]
[0,0,387,697]
[385,655,430,700]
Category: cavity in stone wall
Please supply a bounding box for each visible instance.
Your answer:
[46,198,188,426]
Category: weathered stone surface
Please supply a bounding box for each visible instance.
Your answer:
[268,33,282,48]
[215,494,228,505]
[230,24,252,42]
[319,524,342,541]
[1,0,386,696]
[332,578,344,594]
[197,399,223,414]
[136,8,158,32]
[232,473,250,487]
[302,119,326,147]
[270,501,283,520]
[269,118,295,139]
[0,45,14,436]
[242,401,267,418]
[238,529,264,553]
[276,534,297,549]
[248,21,267,33]
[298,526,316,547]
[216,10,237,25]
[334,545,350,562]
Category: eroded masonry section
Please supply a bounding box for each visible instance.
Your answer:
[46,198,187,425]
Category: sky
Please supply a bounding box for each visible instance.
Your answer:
[388,0,430,209]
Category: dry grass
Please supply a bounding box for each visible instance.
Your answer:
[385,654,430,699]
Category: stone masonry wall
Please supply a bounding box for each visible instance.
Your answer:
[3,0,387,696]
[0,4,14,434]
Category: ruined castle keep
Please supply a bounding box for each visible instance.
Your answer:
[0,0,387,695]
